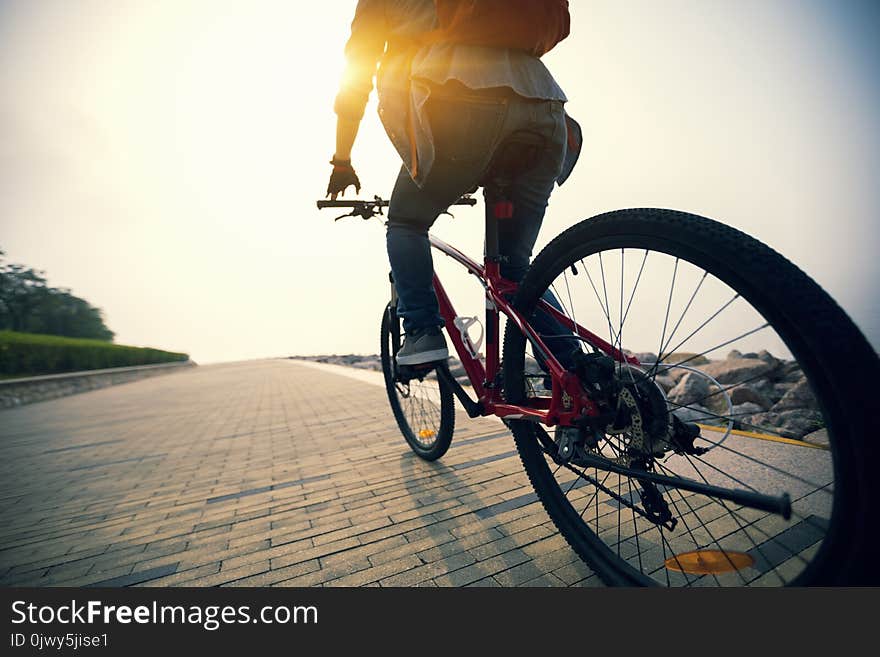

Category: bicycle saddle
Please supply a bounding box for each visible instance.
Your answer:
[482,130,546,188]
[481,130,546,219]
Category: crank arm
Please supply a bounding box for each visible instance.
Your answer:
[572,452,792,519]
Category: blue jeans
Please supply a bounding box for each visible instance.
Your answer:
[386,86,578,365]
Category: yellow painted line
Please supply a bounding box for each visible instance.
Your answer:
[696,424,829,451]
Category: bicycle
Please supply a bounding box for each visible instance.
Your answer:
[317,147,879,586]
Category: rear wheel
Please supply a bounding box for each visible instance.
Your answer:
[503,208,879,586]
[381,303,455,461]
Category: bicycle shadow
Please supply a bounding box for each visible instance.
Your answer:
[389,427,556,585]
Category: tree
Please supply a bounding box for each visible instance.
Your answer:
[0,249,115,340]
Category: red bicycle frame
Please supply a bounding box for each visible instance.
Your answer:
[428,234,640,429]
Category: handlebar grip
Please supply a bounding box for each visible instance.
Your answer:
[316,200,370,209]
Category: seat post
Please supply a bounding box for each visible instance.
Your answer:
[479,130,545,265]
[485,206,500,262]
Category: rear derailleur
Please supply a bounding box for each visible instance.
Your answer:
[634,469,678,531]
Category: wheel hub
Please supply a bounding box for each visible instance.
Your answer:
[610,367,673,458]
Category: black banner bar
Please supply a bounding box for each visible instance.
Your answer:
[1,586,873,654]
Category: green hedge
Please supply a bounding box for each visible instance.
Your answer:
[0,331,189,377]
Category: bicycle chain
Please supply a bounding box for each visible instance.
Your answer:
[540,443,669,527]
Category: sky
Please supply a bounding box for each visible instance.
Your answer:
[1,0,878,364]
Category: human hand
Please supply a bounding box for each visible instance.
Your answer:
[326,159,361,200]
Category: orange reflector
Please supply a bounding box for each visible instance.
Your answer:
[419,429,436,439]
[665,550,755,574]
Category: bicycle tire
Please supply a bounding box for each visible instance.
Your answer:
[502,208,879,586]
[380,303,455,461]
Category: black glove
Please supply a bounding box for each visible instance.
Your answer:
[326,159,361,200]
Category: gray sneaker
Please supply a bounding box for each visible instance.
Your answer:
[396,327,449,365]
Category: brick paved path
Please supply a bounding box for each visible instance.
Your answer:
[0,361,600,587]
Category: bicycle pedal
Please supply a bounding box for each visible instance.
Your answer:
[397,362,441,380]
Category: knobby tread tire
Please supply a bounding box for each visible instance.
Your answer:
[502,208,879,586]
[381,304,455,461]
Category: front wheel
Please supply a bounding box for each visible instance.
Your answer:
[380,303,455,461]
[503,208,879,586]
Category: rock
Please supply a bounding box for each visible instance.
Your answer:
[633,352,659,364]
[729,385,772,410]
[772,379,819,412]
[697,357,778,385]
[727,349,744,360]
[672,405,712,424]
[667,372,712,407]
[665,367,689,383]
[742,352,759,359]
[351,357,381,371]
[731,402,764,429]
[654,375,675,392]
[771,383,793,404]
[757,350,780,366]
[704,388,733,416]
[745,410,823,439]
[777,361,806,384]
[752,378,775,394]
[665,352,710,366]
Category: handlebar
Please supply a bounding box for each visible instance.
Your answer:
[316,195,477,221]
[316,196,477,209]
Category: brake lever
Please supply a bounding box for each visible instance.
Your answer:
[334,210,356,221]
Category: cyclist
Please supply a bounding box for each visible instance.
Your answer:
[327,0,580,366]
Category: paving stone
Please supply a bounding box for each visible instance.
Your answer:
[553,560,597,586]
[325,555,423,587]
[379,552,477,587]
[175,560,271,587]
[518,573,567,587]
[2,359,807,589]
[432,551,531,587]
[134,562,222,587]
[85,563,179,587]
[223,559,322,587]
[463,576,502,587]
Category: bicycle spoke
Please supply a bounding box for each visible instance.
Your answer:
[550,282,575,325]
[652,477,724,586]
[666,452,830,582]
[581,259,612,329]
[598,252,615,350]
[653,464,747,585]
[653,322,771,377]
[666,394,817,441]
[658,524,673,586]
[665,399,797,437]
[614,249,638,386]
[675,369,789,409]
[625,475,644,573]
[617,249,649,350]
[653,272,709,375]
[655,293,741,370]
[575,468,614,522]
[504,219,858,587]
[687,438,832,495]
[660,458,788,585]
[655,257,680,373]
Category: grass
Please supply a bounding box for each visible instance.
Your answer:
[0,330,189,377]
